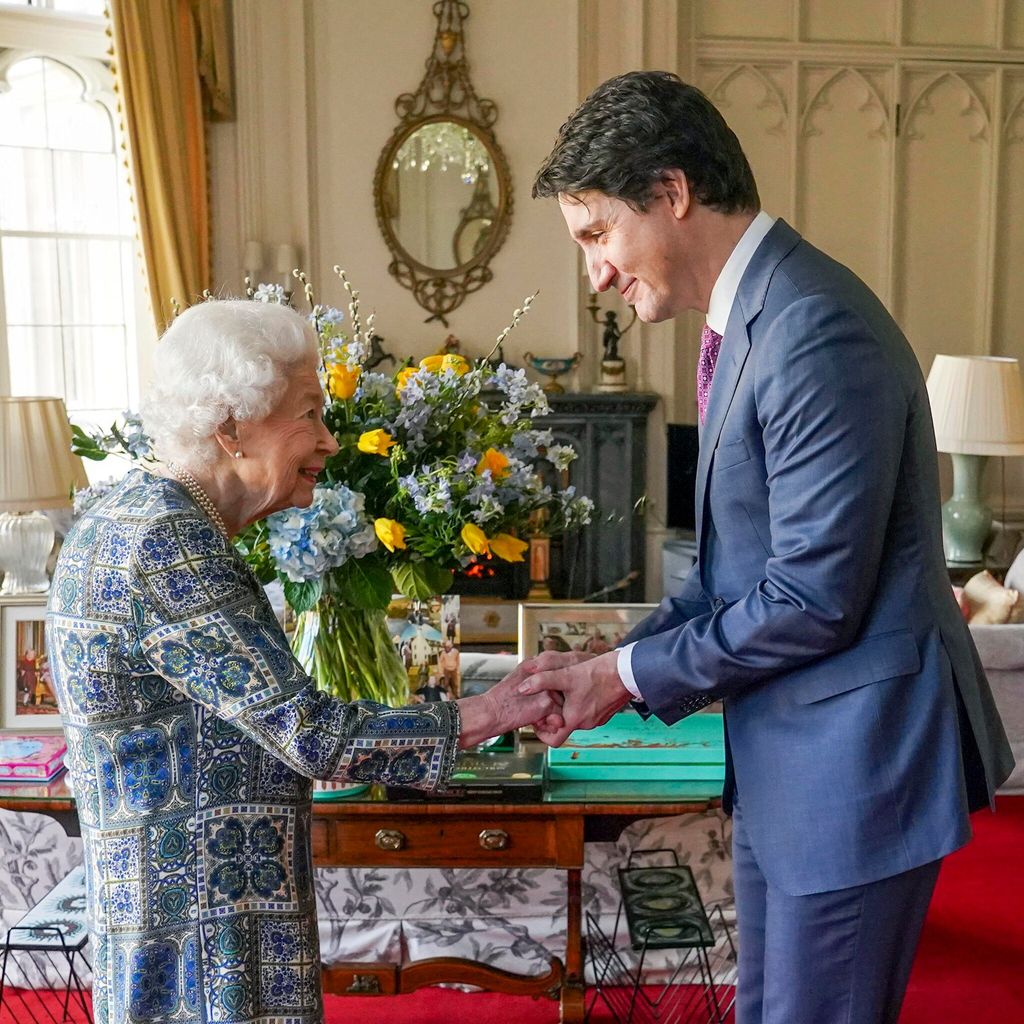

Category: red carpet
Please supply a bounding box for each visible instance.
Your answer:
[326,796,1024,1023]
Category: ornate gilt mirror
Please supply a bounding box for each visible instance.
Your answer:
[373,0,512,324]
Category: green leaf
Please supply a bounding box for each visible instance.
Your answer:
[283,577,323,614]
[332,556,394,610]
[391,560,453,600]
[70,425,106,460]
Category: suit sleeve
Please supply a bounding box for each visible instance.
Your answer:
[632,294,909,723]
[623,560,712,645]
[129,510,460,789]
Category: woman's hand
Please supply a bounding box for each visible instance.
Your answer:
[456,662,568,749]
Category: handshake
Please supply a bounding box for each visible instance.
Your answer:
[456,649,634,750]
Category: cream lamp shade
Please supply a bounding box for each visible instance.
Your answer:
[926,355,1024,456]
[0,396,89,594]
[0,396,89,511]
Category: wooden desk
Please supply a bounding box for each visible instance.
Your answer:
[0,775,717,1024]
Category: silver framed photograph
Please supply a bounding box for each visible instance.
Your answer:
[517,602,656,660]
[1,595,63,731]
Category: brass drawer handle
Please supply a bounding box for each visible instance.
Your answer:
[479,828,509,851]
[375,828,406,851]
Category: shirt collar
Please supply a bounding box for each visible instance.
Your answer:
[706,210,776,336]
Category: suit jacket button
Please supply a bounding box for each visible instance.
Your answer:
[713,597,725,610]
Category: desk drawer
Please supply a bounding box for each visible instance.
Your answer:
[315,814,570,868]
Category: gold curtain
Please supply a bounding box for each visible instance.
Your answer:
[108,0,234,330]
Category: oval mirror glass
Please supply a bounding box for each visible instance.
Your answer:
[382,120,500,272]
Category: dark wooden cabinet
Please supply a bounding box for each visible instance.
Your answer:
[545,392,658,603]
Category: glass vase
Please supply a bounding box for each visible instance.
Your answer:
[291,593,409,707]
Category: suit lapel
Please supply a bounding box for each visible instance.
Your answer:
[693,219,802,566]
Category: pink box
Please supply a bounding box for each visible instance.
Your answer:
[0,735,67,782]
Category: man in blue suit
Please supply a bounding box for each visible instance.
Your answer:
[521,71,1014,1023]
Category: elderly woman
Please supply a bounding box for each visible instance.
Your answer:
[46,300,556,1024]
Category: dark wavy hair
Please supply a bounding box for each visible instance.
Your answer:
[532,70,759,214]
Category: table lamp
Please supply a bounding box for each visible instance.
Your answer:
[926,355,1024,565]
[0,396,89,595]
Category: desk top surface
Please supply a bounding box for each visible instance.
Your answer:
[0,771,719,817]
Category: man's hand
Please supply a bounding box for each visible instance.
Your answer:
[516,649,633,747]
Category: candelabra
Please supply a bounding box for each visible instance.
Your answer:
[586,294,637,392]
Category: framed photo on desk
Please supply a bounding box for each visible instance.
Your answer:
[518,603,656,660]
[1,596,62,730]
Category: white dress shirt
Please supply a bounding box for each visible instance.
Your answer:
[617,210,777,701]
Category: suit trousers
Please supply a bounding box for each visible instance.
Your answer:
[732,798,941,1024]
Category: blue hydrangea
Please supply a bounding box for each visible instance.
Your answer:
[266,484,378,582]
[356,372,394,401]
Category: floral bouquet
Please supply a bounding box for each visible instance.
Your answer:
[73,269,593,705]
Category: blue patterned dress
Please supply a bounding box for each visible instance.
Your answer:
[46,470,460,1024]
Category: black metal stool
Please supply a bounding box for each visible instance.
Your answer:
[586,849,736,1024]
[0,865,91,1023]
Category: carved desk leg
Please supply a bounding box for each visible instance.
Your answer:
[560,866,585,1023]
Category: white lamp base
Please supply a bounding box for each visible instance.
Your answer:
[0,511,55,595]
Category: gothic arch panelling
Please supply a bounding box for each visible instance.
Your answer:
[800,66,891,138]
[705,62,789,135]
[697,61,793,219]
[903,71,991,142]
[993,71,1024,360]
[896,68,996,371]
[1004,80,1024,143]
[797,65,892,301]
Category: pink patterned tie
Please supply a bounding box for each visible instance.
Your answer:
[697,324,723,424]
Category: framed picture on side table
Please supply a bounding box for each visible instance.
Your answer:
[1,595,63,731]
[517,602,657,661]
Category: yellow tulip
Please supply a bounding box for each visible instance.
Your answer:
[328,363,360,400]
[476,448,510,479]
[357,429,397,456]
[396,367,418,392]
[374,518,407,552]
[419,354,445,373]
[460,523,490,556]
[441,353,470,375]
[489,533,528,562]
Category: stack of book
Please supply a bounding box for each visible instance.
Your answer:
[0,734,67,783]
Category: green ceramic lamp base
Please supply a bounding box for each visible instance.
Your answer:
[942,452,992,565]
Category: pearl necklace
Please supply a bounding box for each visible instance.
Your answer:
[168,462,229,538]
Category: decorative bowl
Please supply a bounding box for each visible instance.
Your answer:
[524,351,583,393]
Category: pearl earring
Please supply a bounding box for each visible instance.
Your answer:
[234,450,243,460]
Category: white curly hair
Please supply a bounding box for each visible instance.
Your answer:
[142,300,319,467]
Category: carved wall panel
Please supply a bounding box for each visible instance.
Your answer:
[695,0,793,42]
[994,71,1024,357]
[896,69,995,370]
[697,62,793,220]
[903,0,1001,49]
[1010,1,1024,49]
[802,0,894,45]
[798,66,892,300]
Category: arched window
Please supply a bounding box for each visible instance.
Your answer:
[0,6,149,435]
